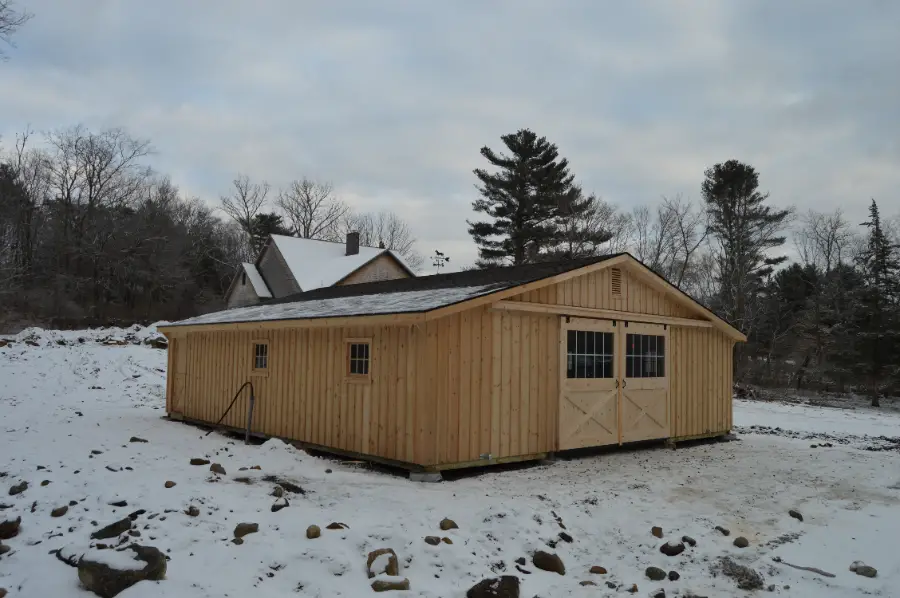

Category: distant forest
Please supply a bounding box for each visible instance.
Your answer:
[1,125,898,400]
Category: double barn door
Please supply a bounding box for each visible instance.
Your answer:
[559,317,669,451]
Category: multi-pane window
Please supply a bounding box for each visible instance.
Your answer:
[253,343,268,370]
[348,342,370,376]
[566,330,614,379]
[625,334,665,378]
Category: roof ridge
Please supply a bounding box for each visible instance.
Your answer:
[270,234,386,251]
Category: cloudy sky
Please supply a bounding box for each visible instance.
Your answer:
[1,0,898,268]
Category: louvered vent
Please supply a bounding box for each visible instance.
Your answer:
[611,267,623,296]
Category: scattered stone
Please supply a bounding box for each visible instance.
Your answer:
[682,535,697,547]
[0,543,9,555]
[271,485,284,498]
[91,450,103,455]
[652,526,663,538]
[605,581,616,589]
[371,577,410,592]
[788,509,803,522]
[69,544,167,598]
[580,580,597,587]
[326,522,348,530]
[250,465,262,470]
[440,518,458,531]
[108,500,128,508]
[465,575,520,598]
[668,571,680,581]
[590,566,607,574]
[129,437,148,443]
[209,463,226,476]
[90,518,132,540]
[715,526,730,536]
[367,548,400,578]
[768,584,776,592]
[646,566,667,581]
[0,517,22,540]
[233,522,258,539]
[185,506,199,517]
[41,480,51,487]
[189,458,210,466]
[0,589,6,598]
[128,529,140,537]
[441,537,453,545]
[514,565,530,575]
[324,468,332,473]
[232,538,243,545]
[8,481,27,496]
[651,590,666,598]
[628,584,638,593]
[532,551,565,575]
[558,531,573,543]
[69,500,78,506]
[51,505,69,517]
[660,541,685,556]
[713,556,765,590]
[164,481,175,489]
[271,498,289,513]
[849,561,877,578]
[104,466,119,473]
[306,525,321,539]
[733,536,749,548]
[127,510,145,521]
[424,536,441,546]
[514,557,526,566]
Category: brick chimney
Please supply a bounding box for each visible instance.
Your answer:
[345,231,360,256]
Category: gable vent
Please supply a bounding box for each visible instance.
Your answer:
[610,268,623,296]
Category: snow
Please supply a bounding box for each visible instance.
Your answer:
[271,234,411,292]
[370,552,393,575]
[167,284,497,327]
[1,335,898,597]
[241,263,272,298]
[58,545,146,571]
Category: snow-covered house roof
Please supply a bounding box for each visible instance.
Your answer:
[268,235,414,292]
[240,263,272,298]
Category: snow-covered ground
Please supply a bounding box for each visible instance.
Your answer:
[1,328,897,597]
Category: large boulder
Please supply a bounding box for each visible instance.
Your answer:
[233,522,258,539]
[466,575,520,598]
[532,551,565,575]
[57,544,167,598]
[660,541,685,556]
[371,577,410,592]
[367,548,399,578]
[0,517,21,540]
[646,566,667,581]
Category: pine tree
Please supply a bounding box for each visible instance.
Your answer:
[249,212,290,257]
[854,199,900,406]
[468,129,580,266]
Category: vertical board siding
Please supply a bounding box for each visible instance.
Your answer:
[669,326,733,438]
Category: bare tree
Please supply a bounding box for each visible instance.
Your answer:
[0,0,31,58]
[342,210,423,271]
[795,209,853,273]
[220,175,269,261]
[276,177,347,241]
[630,195,708,289]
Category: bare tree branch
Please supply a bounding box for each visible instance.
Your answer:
[276,177,347,241]
[0,0,32,59]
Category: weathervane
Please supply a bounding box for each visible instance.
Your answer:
[432,250,450,273]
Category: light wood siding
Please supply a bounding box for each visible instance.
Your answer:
[339,254,410,285]
[510,267,696,319]
[226,273,262,308]
[669,326,733,438]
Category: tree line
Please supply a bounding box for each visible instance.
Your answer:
[0,126,421,327]
[468,128,900,402]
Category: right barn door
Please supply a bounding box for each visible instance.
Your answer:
[619,322,670,443]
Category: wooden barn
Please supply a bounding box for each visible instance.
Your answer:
[158,254,745,475]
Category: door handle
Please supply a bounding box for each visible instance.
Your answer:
[615,379,619,388]
[622,379,627,388]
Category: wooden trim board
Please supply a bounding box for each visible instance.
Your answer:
[493,301,712,329]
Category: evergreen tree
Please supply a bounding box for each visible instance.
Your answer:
[854,199,900,406]
[468,129,580,266]
[249,212,290,257]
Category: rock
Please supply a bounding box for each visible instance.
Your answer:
[128,529,140,537]
[306,525,321,539]
[51,505,69,517]
[69,500,78,506]
[682,535,697,547]
[651,590,666,598]
[788,509,803,522]
[209,463,226,476]
[424,536,441,545]
[628,584,638,593]
[91,450,103,455]
[271,485,284,498]
[0,543,10,555]
[441,537,453,545]
[129,437,148,443]
[646,566,667,581]
[532,551,565,575]
[127,510,145,521]
[371,577,410,592]
[185,506,199,517]
[558,531,573,543]
[466,575,520,598]
[660,541,685,556]
[108,500,127,508]
[8,481,27,496]
[0,517,21,540]
[325,522,348,530]
[580,580,597,586]
[715,525,730,536]
[768,584,776,592]
[0,588,6,598]
[250,465,262,470]
[90,518,132,540]
[605,581,616,589]
[41,480,51,487]
[164,481,175,489]
[231,538,243,545]
[75,544,167,598]
[440,518,458,531]
[668,570,680,581]
[714,556,764,590]
[651,526,663,538]
[590,566,607,574]
[233,522,258,539]
[733,536,749,548]
[189,458,209,466]
[324,468,331,473]
[849,561,877,578]
[367,548,400,578]
[270,498,289,513]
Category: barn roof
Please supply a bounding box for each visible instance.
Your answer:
[165,255,622,328]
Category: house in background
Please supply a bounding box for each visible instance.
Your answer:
[225,232,415,308]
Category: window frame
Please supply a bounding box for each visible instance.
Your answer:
[565,329,616,379]
[345,337,372,383]
[250,339,269,377]
[624,333,666,379]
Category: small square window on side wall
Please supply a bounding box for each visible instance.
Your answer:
[345,338,371,381]
[251,340,269,376]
